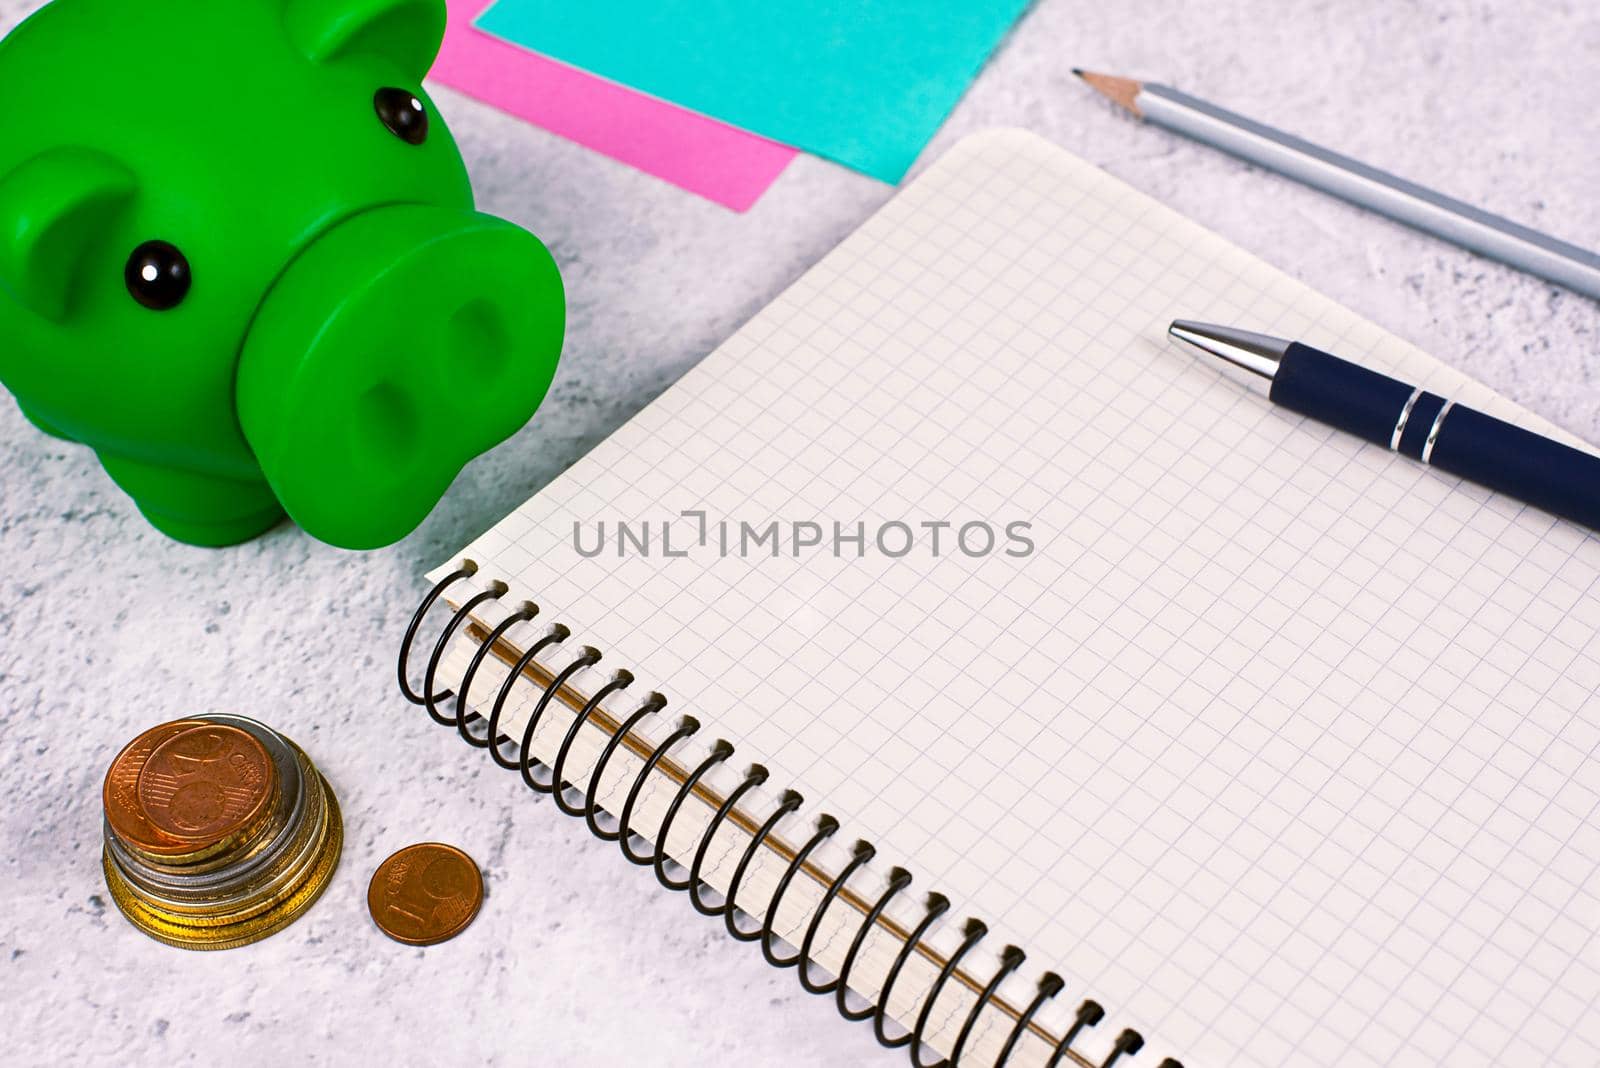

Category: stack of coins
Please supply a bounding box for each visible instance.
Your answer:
[101,714,342,950]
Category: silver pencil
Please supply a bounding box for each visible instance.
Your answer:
[1075,70,1600,301]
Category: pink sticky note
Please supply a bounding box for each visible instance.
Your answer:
[430,0,797,211]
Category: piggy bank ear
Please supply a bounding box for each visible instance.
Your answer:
[0,148,136,322]
[284,0,447,80]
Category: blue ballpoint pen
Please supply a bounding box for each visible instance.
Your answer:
[1168,321,1600,531]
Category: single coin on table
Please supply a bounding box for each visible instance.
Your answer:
[137,722,277,846]
[368,843,484,946]
[102,717,211,855]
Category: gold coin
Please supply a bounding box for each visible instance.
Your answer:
[103,772,343,951]
[368,843,483,946]
[114,752,327,922]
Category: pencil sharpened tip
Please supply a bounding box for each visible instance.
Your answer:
[1074,70,1145,118]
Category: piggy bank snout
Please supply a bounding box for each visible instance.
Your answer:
[236,204,564,550]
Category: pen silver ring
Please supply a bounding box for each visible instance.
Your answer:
[1391,387,1425,452]
[1421,400,1456,465]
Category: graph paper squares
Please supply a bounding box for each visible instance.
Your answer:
[441,131,1600,1067]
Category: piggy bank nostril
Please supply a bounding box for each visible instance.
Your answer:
[447,299,510,381]
[351,381,420,470]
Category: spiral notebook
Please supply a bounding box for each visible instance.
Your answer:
[399,130,1600,1067]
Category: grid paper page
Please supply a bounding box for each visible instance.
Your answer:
[437,130,1600,1067]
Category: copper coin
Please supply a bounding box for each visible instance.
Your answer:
[103,718,210,854]
[368,843,483,946]
[136,723,276,846]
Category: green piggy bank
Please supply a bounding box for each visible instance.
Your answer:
[0,0,564,548]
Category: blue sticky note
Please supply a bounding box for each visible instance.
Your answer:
[475,0,1030,183]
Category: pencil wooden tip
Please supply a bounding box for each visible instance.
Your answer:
[1075,69,1144,118]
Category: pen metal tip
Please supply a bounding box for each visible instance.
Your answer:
[1167,320,1289,381]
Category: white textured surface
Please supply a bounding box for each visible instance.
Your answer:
[1,2,1596,1066]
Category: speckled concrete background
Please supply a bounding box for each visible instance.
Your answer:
[2,1,1596,1065]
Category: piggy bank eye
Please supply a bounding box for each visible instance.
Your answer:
[124,241,192,311]
[374,88,428,145]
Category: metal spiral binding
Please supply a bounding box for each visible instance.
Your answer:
[398,567,1182,1068]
